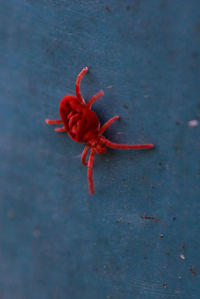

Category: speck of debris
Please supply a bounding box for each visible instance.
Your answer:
[116,218,122,224]
[180,253,185,260]
[188,120,199,127]
[160,233,164,239]
[123,104,129,109]
[105,6,111,12]
[158,161,162,167]
[174,144,181,152]
[178,275,182,279]
[181,242,185,249]
[176,121,180,125]
[165,251,170,255]
[129,156,134,161]
[143,253,147,259]
[106,85,113,89]
[7,210,15,218]
[141,216,160,222]
[172,216,176,221]
[189,267,196,276]
[163,283,167,289]
[33,230,40,238]
[126,5,130,10]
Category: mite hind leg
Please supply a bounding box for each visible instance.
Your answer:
[99,115,119,134]
[87,149,95,194]
[54,127,66,132]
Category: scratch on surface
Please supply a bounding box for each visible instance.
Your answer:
[140,215,160,222]
[130,278,180,297]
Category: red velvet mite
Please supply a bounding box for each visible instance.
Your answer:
[45,67,154,194]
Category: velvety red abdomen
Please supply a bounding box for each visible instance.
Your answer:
[59,95,100,142]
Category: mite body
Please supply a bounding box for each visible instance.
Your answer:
[45,67,154,194]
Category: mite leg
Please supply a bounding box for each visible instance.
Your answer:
[99,115,119,134]
[54,127,66,132]
[101,136,154,150]
[87,149,95,195]
[45,119,63,125]
[87,90,104,109]
[81,145,89,166]
[75,67,88,103]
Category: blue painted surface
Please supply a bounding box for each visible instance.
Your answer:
[0,0,200,298]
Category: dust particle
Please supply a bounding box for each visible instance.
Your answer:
[33,230,40,238]
[180,253,185,260]
[105,6,111,12]
[163,283,167,289]
[188,120,198,127]
[8,210,15,218]
[189,267,196,276]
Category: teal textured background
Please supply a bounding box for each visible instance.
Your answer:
[0,0,200,298]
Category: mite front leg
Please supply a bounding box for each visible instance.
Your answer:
[45,119,63,125]
[54,127,66,132]
[75,67,88,104]
[87,149,95,194]
[87,90,104,109]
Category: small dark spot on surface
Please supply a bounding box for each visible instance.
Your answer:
[150,184,155,189]
[140,176,145,182]
[56,172,63,177]
[143,253,147,259]
[129,156,134,161]
[181,242,185,249]
[196,23,200,33]
[189,267,196,276]
[176,121,181,125]
[160,0,167,8]
[192,51,199,59]
[123,104,129,109]
[165,251,170,255]
[158,161,162,167]
[160,233,164,239]
[174,144,181,152]
[116,218,122,224]
[126,5,131,10]
[172,216,176,221]
[33,230,40,238]
[105,6,111,12]
[8,210,15,218]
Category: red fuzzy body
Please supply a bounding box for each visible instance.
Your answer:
[45,67,154,194]
[59,95,100,142]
